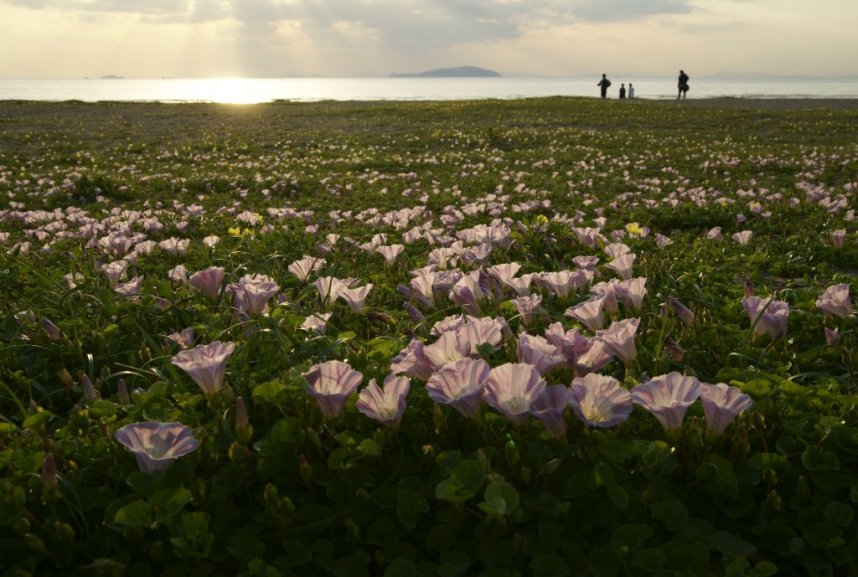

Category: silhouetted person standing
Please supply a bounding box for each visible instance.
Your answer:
[597,74,611,98]
[619,84,626,99]
[628,83,635,99]
[678,70,690,99]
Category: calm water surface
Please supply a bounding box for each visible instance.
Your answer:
[1,77,856,104]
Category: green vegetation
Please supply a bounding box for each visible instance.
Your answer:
[0,98,856,576]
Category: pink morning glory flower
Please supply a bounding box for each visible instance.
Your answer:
[303,360,363,418]
[568,373,633,428]
[632,372,701,431]
[356,374,411,426]
[114,422,199,475]
[530,385,571,437]
[698,382,753,434]
[171,341,236,396]
[483,363,546,424]
[742,296,789,339]
[425,357,490,418]
[188,266,225,301]
[815,283,851,319]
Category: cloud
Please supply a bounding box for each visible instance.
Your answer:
[569,0,692,21]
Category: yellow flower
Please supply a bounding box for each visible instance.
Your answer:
[625,222,644,235]
[228,227,242,237]
[535,215,548,225]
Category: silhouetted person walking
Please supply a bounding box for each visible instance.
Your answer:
[597,74,611,98]
[678,70,689,99]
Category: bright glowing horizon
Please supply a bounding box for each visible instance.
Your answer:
[1,0,857,80]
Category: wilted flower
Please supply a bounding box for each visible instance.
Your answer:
[356,374,410,426]
[698,382,753,434]
[483,363,546,424]
[815,284,851,319]
[425,357,490,418]
[171,341,237,396]
[569,373,633,428]
[188,266,225,301]
[41,317,61,341]
[632,372,701,431]
[81,374,99,403]
[303,360,363,418]
[664,297,695,326]
[742,296,789,339]
[825,327,839,345]
[114,422,199,474]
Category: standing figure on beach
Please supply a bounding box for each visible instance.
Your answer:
[597,74,611,98]
[619,84,626,99]
[678,70,690,99]
[628,83,635,99]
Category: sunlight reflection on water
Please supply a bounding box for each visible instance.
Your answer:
[1,77,857,103]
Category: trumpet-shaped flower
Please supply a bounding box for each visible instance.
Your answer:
[171,341,236,396]
[303,360,363,418]
[742,296,789,339]
[425,357,490,418]
[615,277,647,311]
[632,372,701,431]
[114,422,199,475]
[315,276,349,308]
[698,382,753,434]
[228,274,280,315]
[483,363,546,424]
[390,339,434,381]
[569,373,633,428]
[423,330,471,370]
[732,230,753,245]
[606,253,636,280]
[340,283,374,311]
[815,283,851,319]
[518,333,566,375]
[376,244,405,266]
[565,296,606,331]
[356,374,410,426]
[595,318,640,363]
[288,256,326,282]
[188,266,225,301]
[530,385,570,437]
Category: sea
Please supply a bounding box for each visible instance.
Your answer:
[1,76,856,104]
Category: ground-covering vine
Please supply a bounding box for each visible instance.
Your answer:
[0,98,857,577]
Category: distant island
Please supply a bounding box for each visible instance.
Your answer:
[390,66,502,78]
[100,75,124,80]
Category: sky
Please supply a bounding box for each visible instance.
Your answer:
[1,0,857,79]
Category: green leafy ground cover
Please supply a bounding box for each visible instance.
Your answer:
[0,98,857,576]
